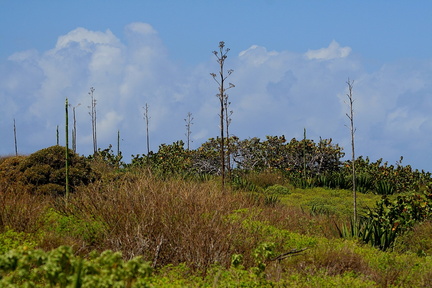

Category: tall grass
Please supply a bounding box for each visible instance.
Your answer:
[0,183,49,233]
[2,165,432,286]
[57,171,256,268]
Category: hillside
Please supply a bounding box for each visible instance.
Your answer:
[1,143,432,287]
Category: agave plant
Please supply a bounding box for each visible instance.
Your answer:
[335,216,399,251]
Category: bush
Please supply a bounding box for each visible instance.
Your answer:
[0,156,27,190]
[0,146,99,195]
[265,184,291,195]
[394,220,432,256]
[0,246,152,287]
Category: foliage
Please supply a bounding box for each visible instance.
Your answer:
[130,140,192,177]
[0,146,98,195]
[0,228,38,254]
[43,208,106,246]
[88,145,124,169]
[0,156,26,185]
[395,220,432,256]
[0,246,152,287]
[343,156,432,194]
[127,135,345,183]
[265,184,291,195]
[121,135,432,199]
[232,136,344,176]
[3,140,432,286]
[368,192,432,232]
[337,191,432,251]
[189,137,221,175]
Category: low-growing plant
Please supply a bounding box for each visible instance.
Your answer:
[231,174,260,192]
[0,246,152,287]
[252,242,276,276]
[394,220,432,256]
[43,208,105,247]
[242,169,286,189]
[336,191,432,251]
[356,173,373,193]
[0,188,49,233]
[263,194,281,207]
[0,228,38,254]
[265,184,291,195]
[375,180,395,195]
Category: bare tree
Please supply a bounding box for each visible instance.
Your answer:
[210,41,235,188]
[143,103,150,155]
[88,87,97,155]
[184,112,194,151]
[345,79,357,223]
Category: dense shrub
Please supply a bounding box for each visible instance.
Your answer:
[128,135,345,185]
[232,136,344,176]
[88,145,124,168]
[0,246,152,287]
[343,156,432,194]
[0,146,98,195]
[337,191,432,251]
[395,220,432,256]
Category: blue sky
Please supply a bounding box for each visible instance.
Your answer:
[1,1,432,171]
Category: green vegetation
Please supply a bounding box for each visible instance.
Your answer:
[1,140,432,286]
[0,145,98,195]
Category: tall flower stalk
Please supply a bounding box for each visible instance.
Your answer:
[65,98,70,199]
[210,41,235,188]
[88,87,97,155]
[345,79,357,223]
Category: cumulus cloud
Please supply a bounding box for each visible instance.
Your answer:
[54,28,120,52]
[126,22,157,35]
[305,40,351,60]
[1,24,432,171]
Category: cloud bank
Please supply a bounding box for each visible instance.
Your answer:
[1,23,432,171]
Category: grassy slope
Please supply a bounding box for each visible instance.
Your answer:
[1,168,432,287]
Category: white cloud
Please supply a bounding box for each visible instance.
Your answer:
[2,25,432,171]
[305,40,352,60]
[55,28,120,52]
[126,22,157,35]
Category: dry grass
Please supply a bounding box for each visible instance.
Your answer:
[2,164,432,286]
[293,244,370,277]
[0,184,49,233]
[55,171,257,269]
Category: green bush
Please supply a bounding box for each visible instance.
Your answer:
[343,156,432,195]
[43,209,106,246]
[1,146,99,195]
[265,184,291,195]
[0,156,27,189]
[394,220,432,256]
[337,192,432,251]
[0,246,152,287]
[0,228,38,254]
